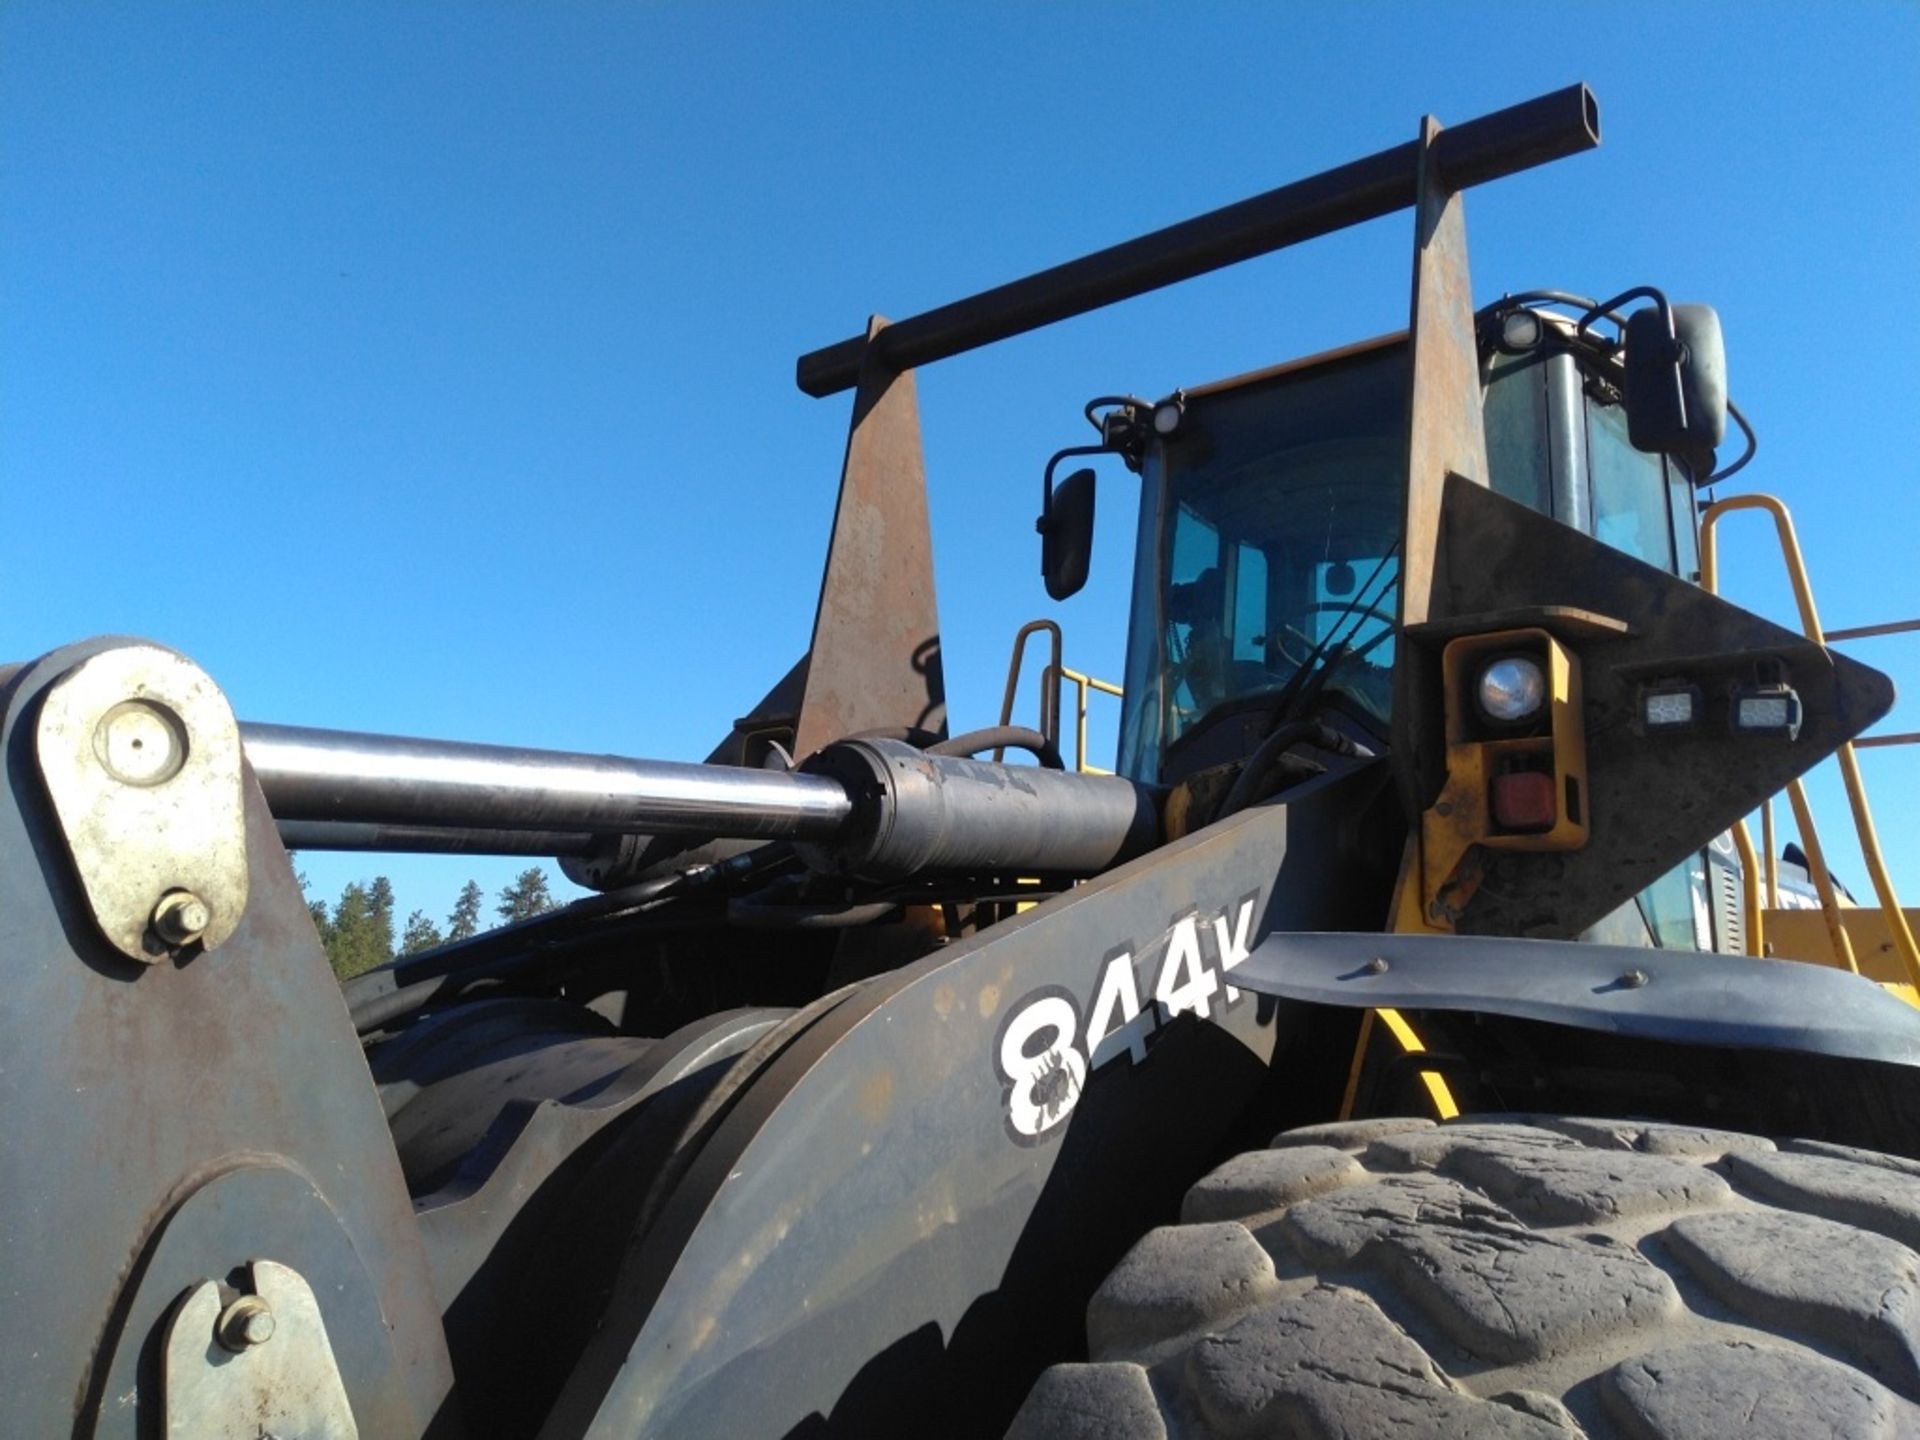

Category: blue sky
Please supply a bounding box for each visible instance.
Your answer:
[4,4,1916,929]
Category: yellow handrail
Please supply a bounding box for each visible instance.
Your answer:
[1057,665,1124,774]
[1729,818,1766,956]
[1783,777,1858,974]
[1760,797,1779,908]
[1699,493,1920,988]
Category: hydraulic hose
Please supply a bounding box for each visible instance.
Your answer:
[927,725,1065,770]
[1216,722,1366,822]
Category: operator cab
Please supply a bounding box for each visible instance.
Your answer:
[1114,339,1408,783]
[1063,293,1742,949]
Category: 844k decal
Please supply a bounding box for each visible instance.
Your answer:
[993,890,1259,1142]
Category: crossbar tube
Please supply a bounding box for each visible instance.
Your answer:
[796,84,1599,396]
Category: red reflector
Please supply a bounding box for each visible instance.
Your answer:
[1492,771,1556,831]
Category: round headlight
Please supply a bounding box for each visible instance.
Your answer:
[1151,399,1184,436]
[1500,309,1543,352]
[1478,655,1546,722]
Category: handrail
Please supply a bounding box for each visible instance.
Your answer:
[1828,618,1920,643]
[1698,493,1920,988]
[1058,665,1125,775]
[993,621,1124,774]
[1761,798,1779,908]
[1783,777,1859,974]
[994,620,1063,762]
[1728,818,1767,957]
[1856,731,1920,750]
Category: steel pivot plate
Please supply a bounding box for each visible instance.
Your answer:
[33,642,248,960]
[161,1259,358,1439]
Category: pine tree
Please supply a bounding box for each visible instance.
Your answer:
[295,867,330,937]
[400,909,444,955]
[496,866,555,924]
[368,876,396,960]
[447,880,484,942]
[324,882,380,979]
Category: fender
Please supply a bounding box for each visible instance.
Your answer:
[540,757,1392,1440]
[1230,929,1920,1064]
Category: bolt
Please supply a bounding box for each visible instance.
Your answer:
[1364,957,1390,975]
[1620,968,1650,989]
[215,1295,275,1351]
[151,891,211,946]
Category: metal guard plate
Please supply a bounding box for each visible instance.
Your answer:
[1232,931,1920,1066]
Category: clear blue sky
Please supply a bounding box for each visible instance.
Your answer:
[4,4,1915,930]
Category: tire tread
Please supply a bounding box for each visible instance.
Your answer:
[1008,1114,1920,1439]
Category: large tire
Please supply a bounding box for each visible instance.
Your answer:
[1006,1114,1920,1439]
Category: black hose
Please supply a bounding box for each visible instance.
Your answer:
[351,974,453,1033]
[347,905,729,1035]
[725,897,901,929]
[1216,722,1365,822]
[844,725,945,749]
[927,725,1065,770]
[342,846,793,1025]
[1704,400,1757,485]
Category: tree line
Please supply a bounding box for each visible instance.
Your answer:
[298,866,556,980]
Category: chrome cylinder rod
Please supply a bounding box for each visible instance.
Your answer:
[242,723,853,841]
[276,820,600,856]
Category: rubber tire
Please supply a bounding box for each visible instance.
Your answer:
[1006,1114,1920,1439]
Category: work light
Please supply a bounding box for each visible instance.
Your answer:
[1731,682,1802,740]
[1477,656,1547,723]
[1640,681,1703,732]
[1500,308,1543,352]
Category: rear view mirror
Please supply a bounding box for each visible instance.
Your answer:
[1625,302,1726,457]
[1040,467,1096,601]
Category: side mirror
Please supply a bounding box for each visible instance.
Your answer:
[1625,302,1726,457]
[1040,467,1096,601]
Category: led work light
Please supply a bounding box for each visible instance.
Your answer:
[1731,682,1802,740]
[1639,681,1703,732]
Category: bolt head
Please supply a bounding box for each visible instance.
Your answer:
[1364,956,1390,975]
[151,891,212,946]
[1620,968,1650,989]
[215,1296,275,1351]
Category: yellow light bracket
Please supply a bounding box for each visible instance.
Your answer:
[1391,475,1890,939]
[1419,627,1589,928]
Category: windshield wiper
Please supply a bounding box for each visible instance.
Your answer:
[1160,539,1400,768]
[1259,537,1401,734]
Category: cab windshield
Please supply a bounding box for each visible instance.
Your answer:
[1116,344,1407,780]
[1112,330,1700,784]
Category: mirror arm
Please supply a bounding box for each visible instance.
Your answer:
[1577,284,1675,342]
[1581,284,1686,427]
[1038,443,1112,537]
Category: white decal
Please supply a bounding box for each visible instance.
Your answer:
[1086,949,1154,1066]
[1213,897,1255,1003]
[1153,914,1220,1020]
[994,889,1263,1140]
[997,994,1087,1139]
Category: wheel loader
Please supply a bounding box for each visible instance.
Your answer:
[6,83,1920,1440]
